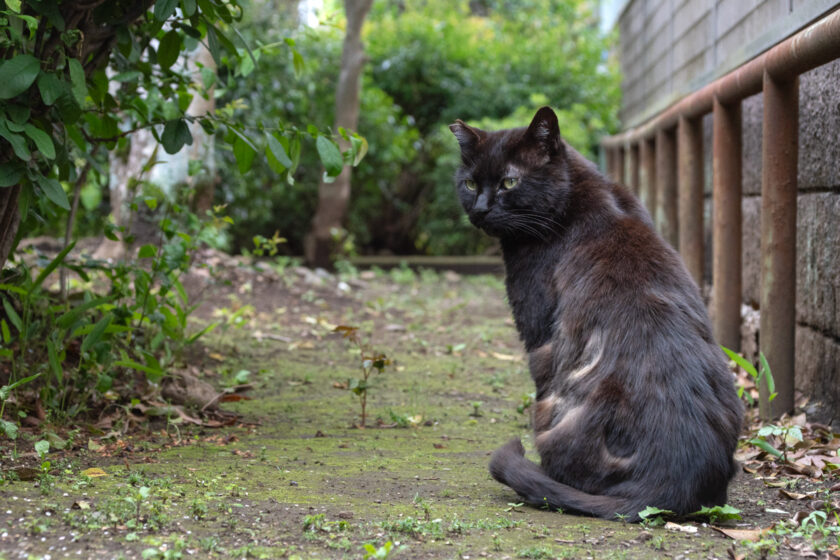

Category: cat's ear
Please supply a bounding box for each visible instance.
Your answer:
[449,120,485,157]
[524,106,563,158]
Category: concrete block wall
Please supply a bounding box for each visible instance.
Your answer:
[616,1,840,421]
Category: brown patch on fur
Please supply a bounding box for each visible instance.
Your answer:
[532,394,558,433]
[528,343,554,396]
[535,405,585,449]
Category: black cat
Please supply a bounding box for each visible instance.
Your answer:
[449,107,743,521]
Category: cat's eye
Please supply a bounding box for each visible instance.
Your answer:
[502,177,519,189]
[464,179,477,191]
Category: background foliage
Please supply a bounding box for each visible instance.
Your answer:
[218,0,620,256]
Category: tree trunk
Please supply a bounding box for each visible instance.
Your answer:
[0,185,21,270]
[304,0,373,268]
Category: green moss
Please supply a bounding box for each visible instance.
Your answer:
[0,272,751,559]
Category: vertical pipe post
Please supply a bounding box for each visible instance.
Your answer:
[677,115,704,287]
[629,144,640,196]
[759,73,798,419]
[605,147,616,181]
[616,146,626,185]
[712,97,743,352]
[656,128,678,247]
[640,138,657,218]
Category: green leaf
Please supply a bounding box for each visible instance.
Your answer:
[36,72,63,105]
[1,419,19,440]
[137,244,158,259]
[759,352,774,393]
[266,133,292,170]
[56,297,112,329]
[5,0,21,12]
[0,54,40,99]
[1,319,10,344]
[291,49,304,77]
[0,374,40,401]
[2,299,21,332]
[154,0,179,21]
[23,124,55,159]
[34,439,49,459]
[47,339,62,384]
[115,359,165,384]
[67,58,87,105]
[157,29,182,70]
[690,504,742,523]
[161,119,193,154]
[0,162,23,187]
[350,134,368,166]
[205,24,221,66]
[182,0,197,16]
[0,122,30,160]
[638,506,674,520]
[112,71,142,83]
[234,137,256,174]
[721,346,758,378]
[749,437,783,458]
[37,176,70,210]
[186,321,219,344]
[81,314,112,354]
[32,241,75,291]
[316,136,343,177]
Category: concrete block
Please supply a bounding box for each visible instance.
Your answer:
[796,193,840,334]
[742,93,763,196]
[741,196,761,308]
[798,59,840,190]
[796,325,840,426]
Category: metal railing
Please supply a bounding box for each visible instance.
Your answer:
[600,8,840,419]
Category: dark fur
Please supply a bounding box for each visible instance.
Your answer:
[450,107,743,521]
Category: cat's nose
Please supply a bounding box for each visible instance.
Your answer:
[473,192,491,215]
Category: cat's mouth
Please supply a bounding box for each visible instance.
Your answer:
[470,214,504,237]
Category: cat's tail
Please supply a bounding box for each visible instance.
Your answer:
[489,437,635,521]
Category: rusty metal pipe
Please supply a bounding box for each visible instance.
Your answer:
[616,146,626,185]
[601,9,840,149]
[677,115,704,288]
[628,144,640,196]
[604,147,615,180]
[656,128,678,247]
[639,138,656,217]
[759,73,798,419]
[711,99,743,352]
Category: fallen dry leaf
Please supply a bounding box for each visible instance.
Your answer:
[81,467,107,478]
[779,489,810,500]
[713,526,773,542]
[664,521,698,534]
[490,351,519,361]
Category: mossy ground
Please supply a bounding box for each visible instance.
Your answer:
[0,262,833,559]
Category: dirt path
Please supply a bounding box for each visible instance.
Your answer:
[1,260,836,559]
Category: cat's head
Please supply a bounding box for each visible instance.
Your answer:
[449,106,569,239]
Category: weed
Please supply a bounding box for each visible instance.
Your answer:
[516,392,535,414]
[689,504,742,524]
[363,540,402,559]
[333,325,391,427]
[517,545,553,559]
[722,346,777,407]
[650,535,665,550]
[749,423,804,462]
[638,506,674,527]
